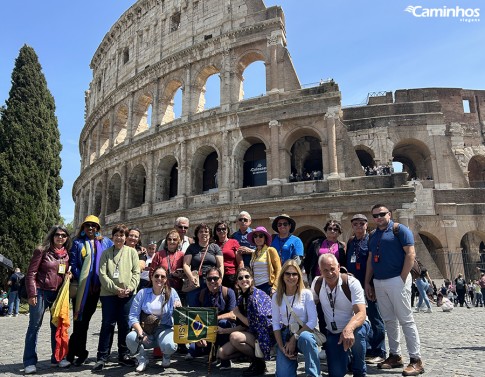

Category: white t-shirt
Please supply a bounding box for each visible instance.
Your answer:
[311,275,365,334]
[271,288,318,331]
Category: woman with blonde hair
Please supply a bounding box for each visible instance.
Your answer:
[271,260,320,377]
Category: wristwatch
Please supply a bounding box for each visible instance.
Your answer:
[293,333,300,340]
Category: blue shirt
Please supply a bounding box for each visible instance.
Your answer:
[368,220,414,280]
[271,234,304,265]
[346,234,369,287]
[129,287,180,328]
[199,286,236,315]
[232,227,255,267]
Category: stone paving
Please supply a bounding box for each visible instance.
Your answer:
[0,305,482,377]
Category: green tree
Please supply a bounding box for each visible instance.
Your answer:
[0,45,63,270]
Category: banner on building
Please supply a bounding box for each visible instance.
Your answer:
[173,307,218,344]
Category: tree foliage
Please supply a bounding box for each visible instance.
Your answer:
[0,45,63,270]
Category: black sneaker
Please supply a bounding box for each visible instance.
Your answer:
[92,361,105,372]
[73,351,89,366]
[118,355,136,367]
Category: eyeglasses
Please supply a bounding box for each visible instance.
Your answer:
[352,222,366,227]
[284,272,299,277]
[54,233,68,238]
[372,212,389,218]
[238,274,251,281]
[84,223,97,229]
[327,227,340,232]
[277,222,289,227]
[206,276,220,282]
[239,218,249,223]
[253,233,265,239]
[167,238,178,242]
[177,225,189,230]
[216,228,227,232]
[153,274,167,279]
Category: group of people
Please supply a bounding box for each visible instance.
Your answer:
[20,205,426,377]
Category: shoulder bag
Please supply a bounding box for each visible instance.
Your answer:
[182,246,208,293]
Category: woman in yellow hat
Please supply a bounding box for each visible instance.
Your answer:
[59,215,113,368]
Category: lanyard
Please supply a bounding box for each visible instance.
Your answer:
[325,282,338,322]
[113,247,124,271]
[285,294,296,325]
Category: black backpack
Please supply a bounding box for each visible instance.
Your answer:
[18,276,28,300]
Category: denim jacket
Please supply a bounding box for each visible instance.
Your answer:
[128,287,180,328]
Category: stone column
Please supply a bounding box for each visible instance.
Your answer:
[96,123,101,158]
[153,78,161,128]
[182,64,191,119]
[87,180,95,215]
[267,30,285,93]
[145,151,155,215]
[178,141,187,196]
[109,110,115,148]
[126,92,135,143]
[120,162,128,220]
[100,169,108,223]
[268,120,281,182]
[220,47,233,110]
[325,107,340,179]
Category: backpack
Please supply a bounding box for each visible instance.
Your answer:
[199,286,229,306]
[314,269,353,302]
[18,276,28,300]
[369,222,423,280]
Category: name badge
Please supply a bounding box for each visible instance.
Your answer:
[331,321,338,331]
[58,263,66,274]
[289,322,299,334]
[350,254,357,263]
[113,269,120,279]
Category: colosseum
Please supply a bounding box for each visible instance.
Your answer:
[73,0,485,280]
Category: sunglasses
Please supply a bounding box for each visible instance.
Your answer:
[54,233,68,238]
[216,228,227,232]
[167,238,178,242]
[327,227,340,232]
[253,233,265,239]
[239,218,249,223]
[177,225,189,230]
[153,274,167,279]
[372,212,389,218]
[238,274,251,281]
[277,222,289,227]
[207,276,220,282]
[284,272,299,277]
[352,222,366,227]
[84,223,98,229]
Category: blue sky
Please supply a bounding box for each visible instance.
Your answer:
[1,0,483,223]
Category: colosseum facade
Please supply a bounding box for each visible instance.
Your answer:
[73,0,485,280]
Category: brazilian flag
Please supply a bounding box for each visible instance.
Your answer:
[173,307,218,344]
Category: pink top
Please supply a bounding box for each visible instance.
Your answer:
[314,239,339,276]
[219,239,241,275]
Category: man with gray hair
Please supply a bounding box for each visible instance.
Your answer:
[232,211,255,267]
[158,216,194,254]
[7,267,23,317]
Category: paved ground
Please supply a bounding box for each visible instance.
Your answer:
[0,304,482,377]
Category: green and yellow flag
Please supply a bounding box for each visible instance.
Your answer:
[173,307,218,344]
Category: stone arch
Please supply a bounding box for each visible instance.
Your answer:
[93,181,103,217]
[468,154,485,188]
[194,65,221,113]
[107,173,121,215]
[191,145,219,194]
[82,188,90,220]
[392,139,433,180]
[89,131,98,165]
[243,142,267,188]
[114,104,128,146]
[236,50,268,101]
[133,91,153,136]
[160,79,183,125]
[233,137,269,189]
[99,119,110,156]
[294,226,325,261]
[156,155,178,201]
[418,231,445,277]
[128,164,147,208]
[459,231,485,280]
[354,144,376,170]
[286,130,323,181]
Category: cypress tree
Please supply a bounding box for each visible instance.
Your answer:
[0,45,63,270]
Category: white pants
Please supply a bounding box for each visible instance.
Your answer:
[373,275,421,359]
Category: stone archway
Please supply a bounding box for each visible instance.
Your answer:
[128,165,147,209]
[290,136,323,181]
[393,139,433,180]
[468,155,485,188]
[107,174,121,214]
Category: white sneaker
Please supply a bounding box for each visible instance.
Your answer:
[25,365,37,374]
[184,353,194,360]
[425,307,432,313]
[318,349,327,360]
[58,359,71,368]
[414,307,420,313]
[162,355,171,367]
[136,356,148,372]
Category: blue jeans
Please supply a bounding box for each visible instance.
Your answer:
[325,321,370,377]
[23,289,59,367]
[126,325,177,358]
[8,290,20,315]
[366,299,386,358]
[96,295,133,362]
[415,278,431,309]
[186,281,207,307]
[256,282,273,296]
[275,328,320,377]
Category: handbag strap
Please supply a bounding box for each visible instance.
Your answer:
[197,246,208,275]
[283,294,305,328]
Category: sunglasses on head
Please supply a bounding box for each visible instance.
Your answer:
[239,218,249,223]
[206,276,220,282]
[238,274,251,281]
[372,212,389,218]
